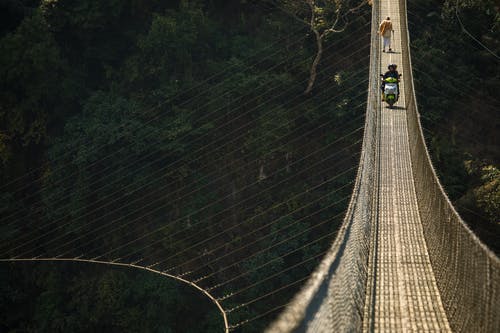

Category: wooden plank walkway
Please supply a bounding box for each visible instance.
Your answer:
[362,0,451,331]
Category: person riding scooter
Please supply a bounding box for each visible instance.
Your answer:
[381,63,400,101]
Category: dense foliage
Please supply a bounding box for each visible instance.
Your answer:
[408,0,499,253]
[0,262,222,332]
[1,0,497,331]
[1,0,370,331]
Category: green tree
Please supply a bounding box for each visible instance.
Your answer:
[0,11,71,162]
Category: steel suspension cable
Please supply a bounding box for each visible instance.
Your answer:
[151,176,355,273]
[1,36,308,195]
[2,45,368,250]
[454,0,500,60]
[4,66,368,258]
[0,2,314,193]
[2,39,370,235]
[0,29,323,222]
[88,132,362,260]
[79,103,366,263]
[228,302,289,330]
[55,110,365,260]
[217,251,327,302]
[225,277,309,314]
[191,218,347,288]
[1,20,371,227]
[410,64,500,107]
[6,61,369,258]
[197,208,349,289]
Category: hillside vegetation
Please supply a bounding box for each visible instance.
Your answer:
[0,0,497,331]
[408,0,499,253]
[0,0,370,331]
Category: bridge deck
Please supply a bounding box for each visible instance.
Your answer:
[362,0,451,331]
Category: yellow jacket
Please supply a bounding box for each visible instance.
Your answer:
[379,20,393,37]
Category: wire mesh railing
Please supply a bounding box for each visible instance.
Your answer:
[3,1,499,331]
[268,0,499,332]
[0,5,371,330]
[265,1,381,331]
[400,0,500,331]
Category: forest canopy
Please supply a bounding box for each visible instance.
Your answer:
[0,0,498,332]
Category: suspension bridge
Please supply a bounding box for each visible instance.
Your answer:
[1,0,499,332]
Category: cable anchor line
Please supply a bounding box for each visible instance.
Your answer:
[0,257,230,333]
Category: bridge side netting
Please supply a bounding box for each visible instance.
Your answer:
[268,0,500,331]
[400,0,500,332]
[265,2,381,332]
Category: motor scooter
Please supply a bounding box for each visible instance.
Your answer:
[380,74,401,108]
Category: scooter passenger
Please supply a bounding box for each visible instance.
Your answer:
[381,63,400,101]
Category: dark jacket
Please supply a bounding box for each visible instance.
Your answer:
[383,70,400,80]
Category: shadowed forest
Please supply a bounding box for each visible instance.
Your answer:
[0,0,498,332]
[408,0,499,253]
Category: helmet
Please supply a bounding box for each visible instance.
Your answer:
[388,63,397,70]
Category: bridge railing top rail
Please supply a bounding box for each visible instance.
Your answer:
[401,0,499,331]
[266,1,380,331]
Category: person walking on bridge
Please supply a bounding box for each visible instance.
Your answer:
[379,17,394,52]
